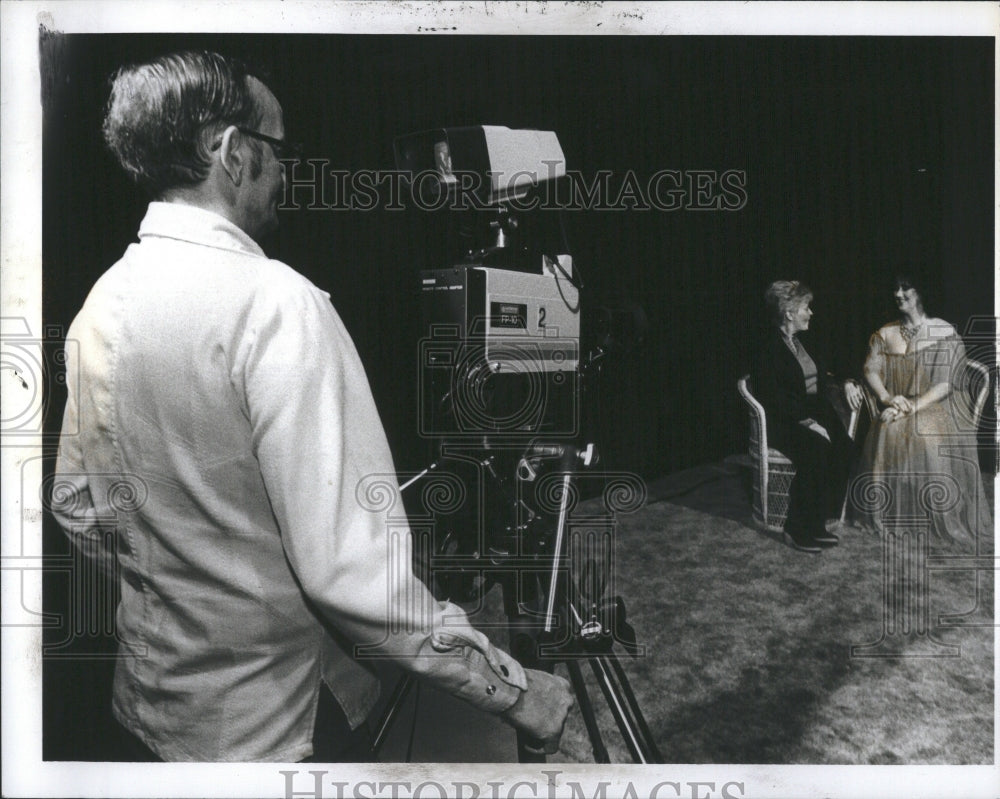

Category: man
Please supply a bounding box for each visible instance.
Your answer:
[51,50,572,762]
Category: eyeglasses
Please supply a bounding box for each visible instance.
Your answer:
[211,127,303,160]
[237,127,303,160]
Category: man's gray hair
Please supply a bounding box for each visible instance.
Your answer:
[103,50,264,196]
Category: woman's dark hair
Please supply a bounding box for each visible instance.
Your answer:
[892,270,939,317]
[102,51,264,196]
[764,280,813,328]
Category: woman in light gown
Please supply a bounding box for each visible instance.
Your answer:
[852,275,991,545]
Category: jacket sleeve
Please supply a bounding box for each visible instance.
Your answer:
[236,271,527,715]
[811,340,851,407]
[754,333,808,424]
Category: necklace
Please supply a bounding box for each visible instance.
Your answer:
[900,317,925,342]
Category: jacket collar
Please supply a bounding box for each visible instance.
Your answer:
[137,202,266,258]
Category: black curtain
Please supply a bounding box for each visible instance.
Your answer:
[40,33,994,759]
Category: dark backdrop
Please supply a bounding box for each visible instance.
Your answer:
[40,33,994,759]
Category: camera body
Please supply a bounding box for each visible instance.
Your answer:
[418,260,580,440]
[396,126,581,443]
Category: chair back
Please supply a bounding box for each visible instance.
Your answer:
[737,375,767,457]
[964,359,990,431]
[740,375,866,531]
[859,382,879,421]
[857,360,988,433]
[737,375,770,523]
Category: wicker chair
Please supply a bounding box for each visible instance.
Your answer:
[737,375,861,533]
[739,358,989,533]
[856,358,990,431]
[737,376,796,532]
[961,359,990,432]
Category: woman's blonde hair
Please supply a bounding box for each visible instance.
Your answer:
[764,280,813,327]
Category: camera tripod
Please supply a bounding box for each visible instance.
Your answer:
[369,442,662,764]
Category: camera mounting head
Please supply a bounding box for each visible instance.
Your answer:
[394,125,566,207]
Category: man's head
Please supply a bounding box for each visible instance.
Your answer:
[103,51,287,240]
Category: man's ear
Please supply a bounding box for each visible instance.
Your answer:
[217,125,245,185]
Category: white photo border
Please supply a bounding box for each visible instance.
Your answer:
[2,2,998,798]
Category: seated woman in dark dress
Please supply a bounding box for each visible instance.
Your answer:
[754,280,864,552]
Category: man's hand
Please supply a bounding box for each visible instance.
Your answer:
[500,668,574,754]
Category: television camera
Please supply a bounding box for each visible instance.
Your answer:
[373,127,660,763]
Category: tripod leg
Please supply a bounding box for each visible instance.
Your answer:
[605,652,662,761]
[589,655,662,763]
[565,659,610,763]
[369,673,416,758]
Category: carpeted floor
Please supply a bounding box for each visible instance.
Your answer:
[378,459,995,764]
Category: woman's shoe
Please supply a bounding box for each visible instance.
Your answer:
[813,532,840,547]
[784,531,821,553]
